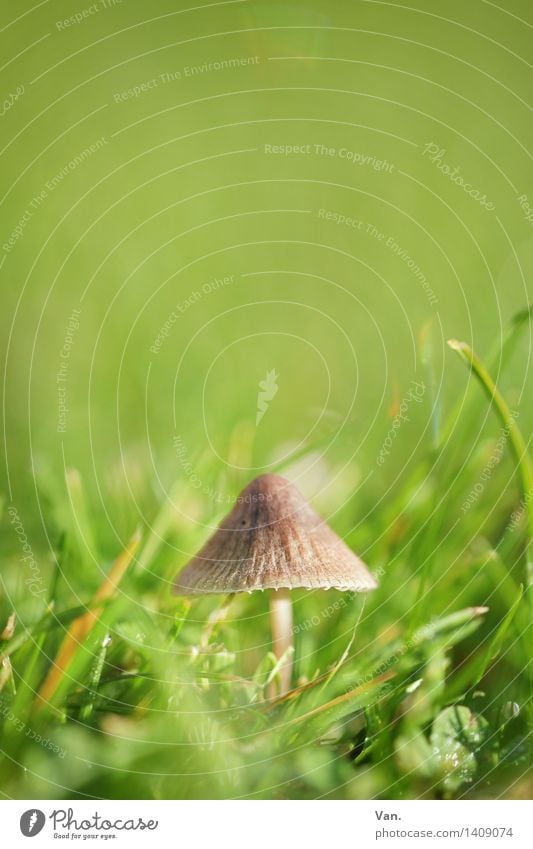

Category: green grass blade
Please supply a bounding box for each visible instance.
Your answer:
[469,585,524,691]
[439,306,532,457]
[65,468,100,570]
[79,633,112,722]
[448,339,533,589]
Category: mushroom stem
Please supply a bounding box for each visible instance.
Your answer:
[269,587,294,697]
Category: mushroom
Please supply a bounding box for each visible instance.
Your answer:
[174,474,377,695]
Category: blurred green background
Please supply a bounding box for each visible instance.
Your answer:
[1,0,533,800]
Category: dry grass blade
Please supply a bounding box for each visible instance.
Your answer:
[271,670,396,731]
[1,613,16,641]
[0,656,16,694]
[35,528,141,708]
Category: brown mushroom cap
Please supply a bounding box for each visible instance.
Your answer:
[174,474,377,595]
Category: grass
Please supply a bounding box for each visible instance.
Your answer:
[1,316,532,801]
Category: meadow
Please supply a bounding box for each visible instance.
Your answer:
[1,0,532,800]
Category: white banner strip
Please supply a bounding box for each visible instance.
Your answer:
[1,800,532,848]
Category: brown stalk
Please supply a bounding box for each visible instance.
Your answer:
[35,528,141,708]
